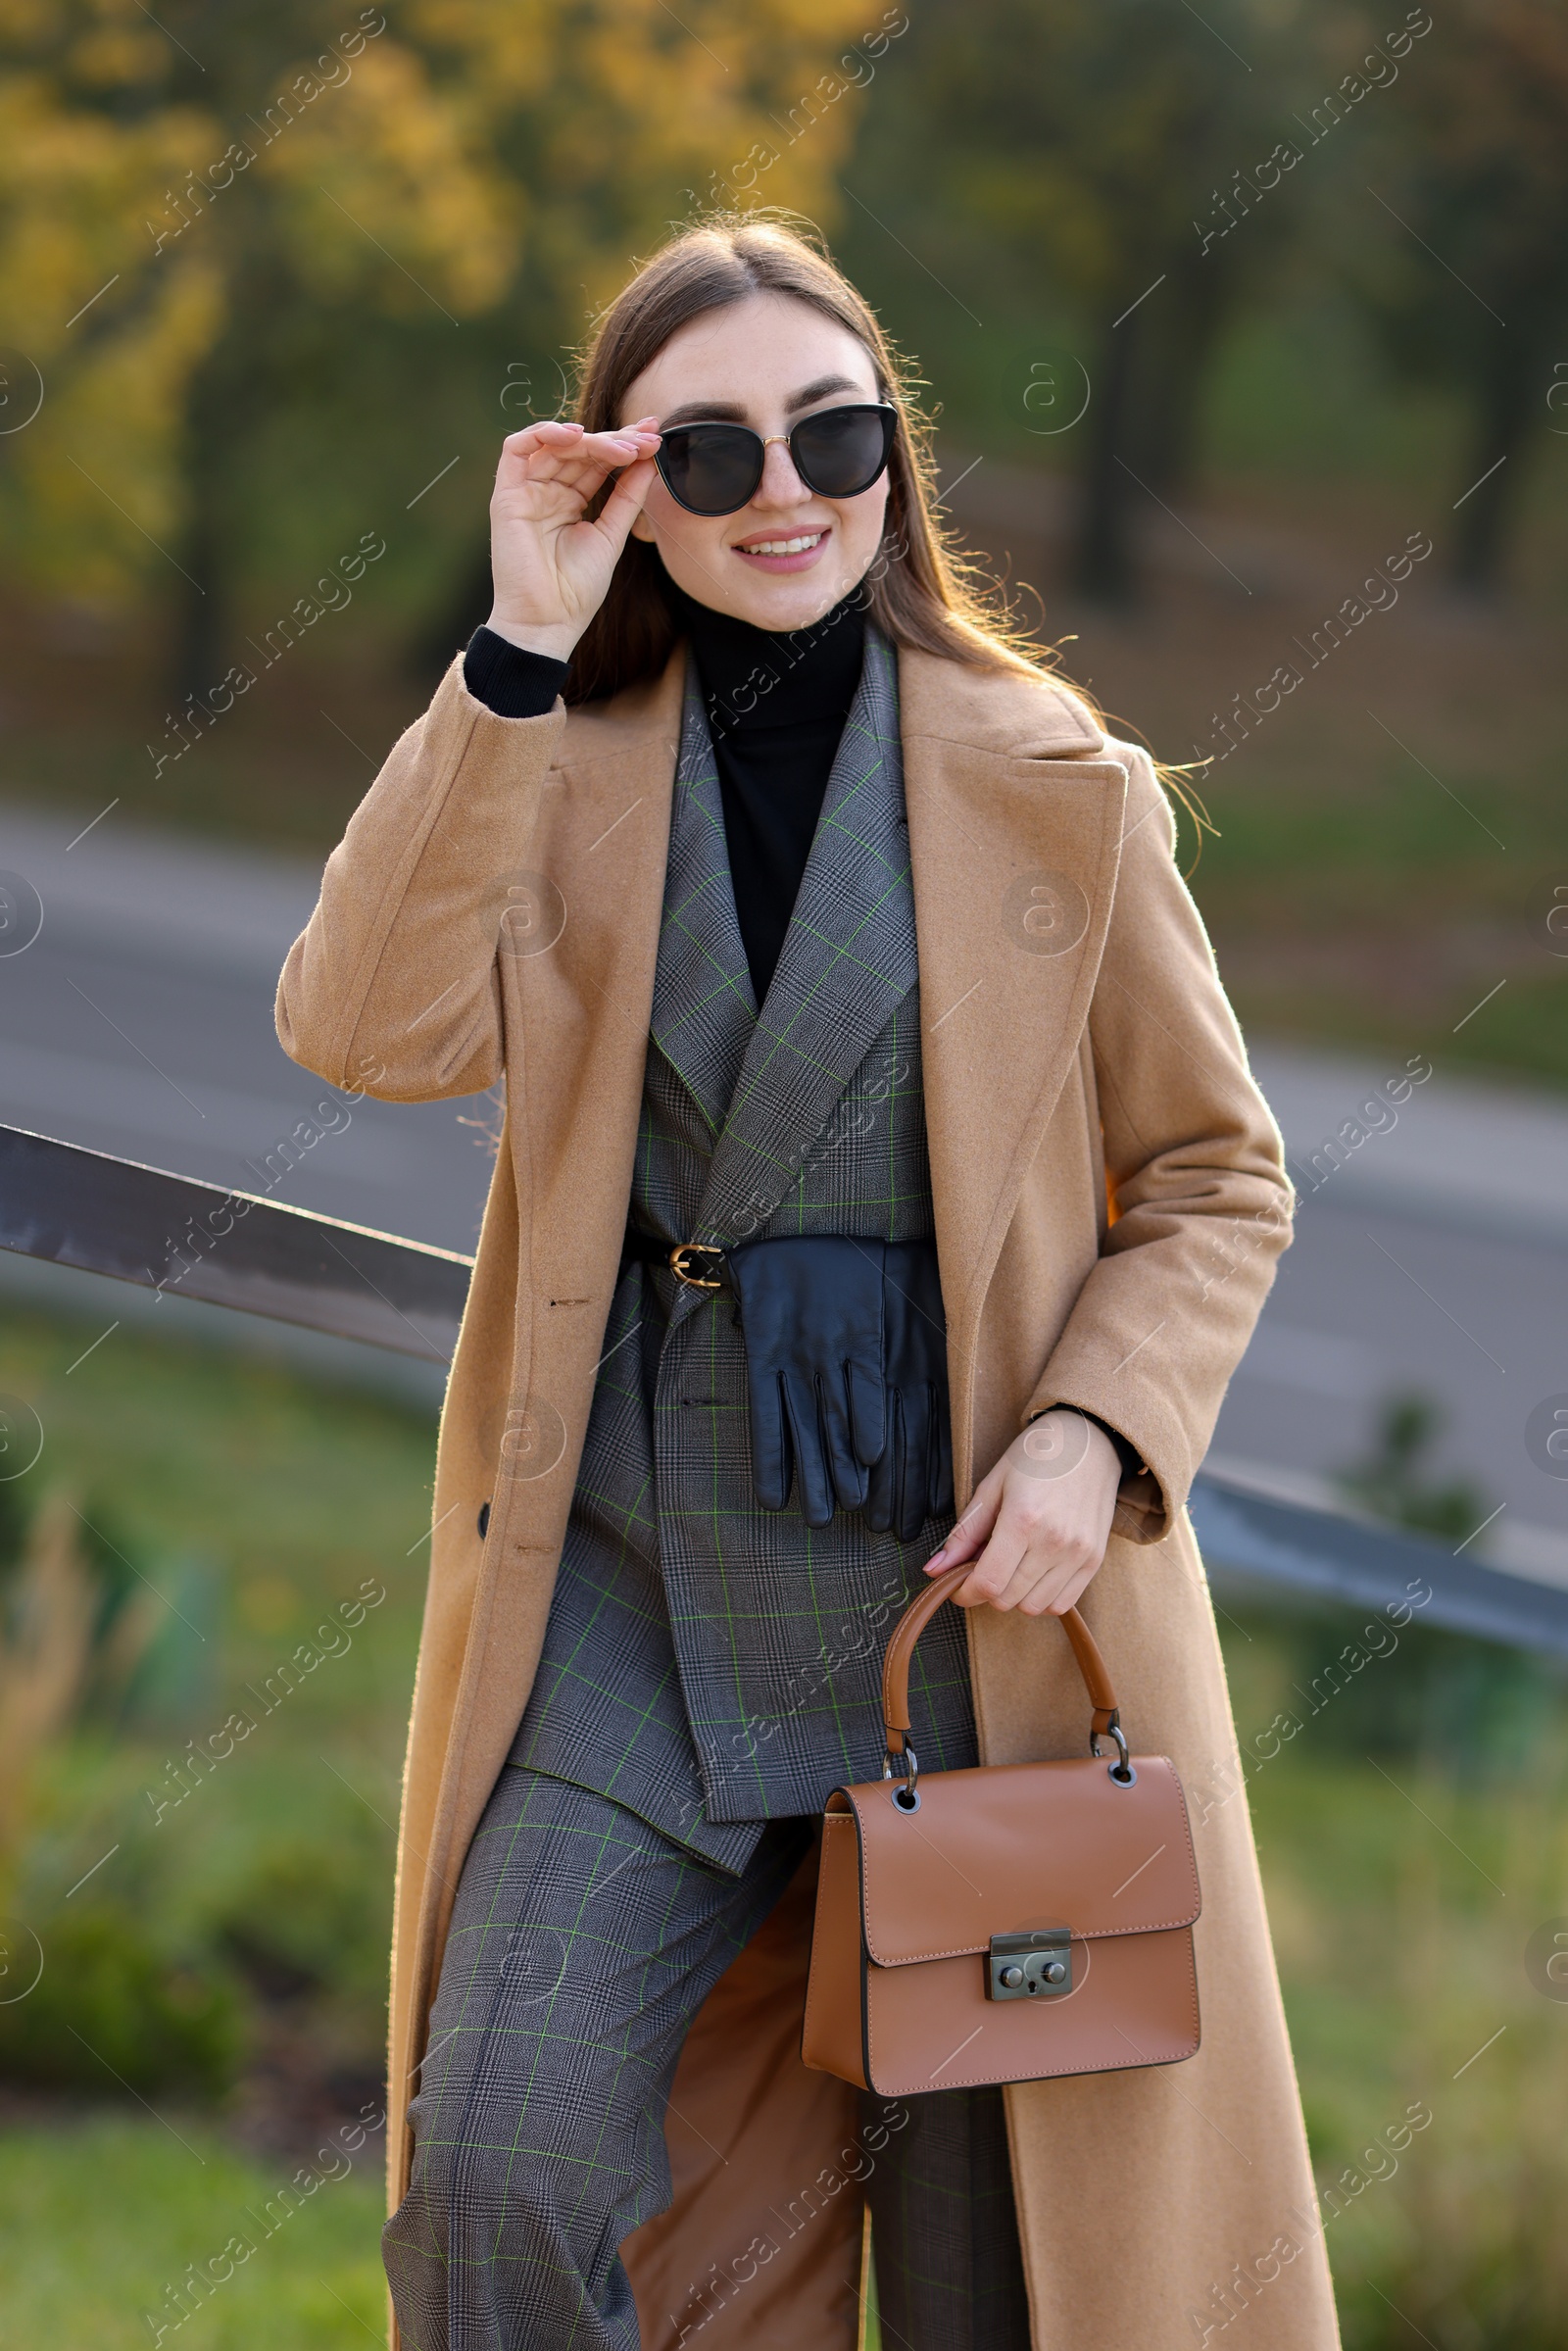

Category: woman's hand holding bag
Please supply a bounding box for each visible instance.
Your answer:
[924,1406,1122,1617]
[802,1565,1203,2097]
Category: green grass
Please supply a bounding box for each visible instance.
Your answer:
[0,1302,433,2343]
[0,1298,435,2096]
[1184,742,1568,1087]
[0,2114,386,2349]
[0,1299,436,1586]
[1217,1600,1568,2349]
[0,1293,436,1746]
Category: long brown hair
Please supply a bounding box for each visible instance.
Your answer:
[564,211,1047,706]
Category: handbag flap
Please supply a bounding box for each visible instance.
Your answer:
[834,1755,1200,1967]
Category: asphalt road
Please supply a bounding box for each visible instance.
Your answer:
[3,802,1564,1580]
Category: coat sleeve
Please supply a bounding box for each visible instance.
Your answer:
[274,654,567,1102]
[1023,741,1294,1543]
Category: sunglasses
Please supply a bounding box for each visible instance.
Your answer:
[653,401,898,517]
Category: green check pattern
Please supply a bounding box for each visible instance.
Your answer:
[511,629,976,1866]
[383,1768,1029,2351]
[384,1769,810,2348]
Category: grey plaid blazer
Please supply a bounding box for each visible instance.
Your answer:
[510,626,977,1873]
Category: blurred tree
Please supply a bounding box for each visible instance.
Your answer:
[0,13,221,615]
[394,0,883,671]
[0,0,870,695]
[841,0,1310,600]
[1336,1391,1489,1544]
[1346,0,1568,591]
[0,0,512,695]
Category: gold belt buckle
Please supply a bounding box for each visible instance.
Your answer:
[668,1242,726,1291]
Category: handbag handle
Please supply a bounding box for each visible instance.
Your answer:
[882,1562,1122,1758]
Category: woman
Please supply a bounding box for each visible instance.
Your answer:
[278,215,1339,2351]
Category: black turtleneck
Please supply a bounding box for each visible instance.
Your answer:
[463,584,867,1002]
[673,585,866,1000]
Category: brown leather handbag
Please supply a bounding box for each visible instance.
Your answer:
[801,1564,1201,2097]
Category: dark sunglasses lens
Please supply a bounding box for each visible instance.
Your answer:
[791,406,893,497]
[657,424,762,515]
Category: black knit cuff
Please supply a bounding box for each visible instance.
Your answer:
[1080,1411,1145,1482]
[1028,1403,1144,1483]
[464,626,568,718]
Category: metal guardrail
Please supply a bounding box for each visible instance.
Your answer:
[0,1122,467,1363]
[1190,1476,1568,1661]
[4,1121,1565,1658]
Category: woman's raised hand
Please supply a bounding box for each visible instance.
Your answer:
[484,416,662,662]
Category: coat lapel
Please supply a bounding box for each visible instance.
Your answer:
[693,626,918,1248]
[647,664,758,1141]
[898,649,1132,1375]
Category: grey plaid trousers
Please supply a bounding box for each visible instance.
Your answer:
[513,628,976,1869]
[383,1765,1032,2351]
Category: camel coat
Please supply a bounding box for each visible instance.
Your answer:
[277,641,1341,2350]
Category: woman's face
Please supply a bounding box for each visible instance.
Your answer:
[622,291,892,633]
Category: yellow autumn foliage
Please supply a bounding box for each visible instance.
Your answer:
[0,0,874,606]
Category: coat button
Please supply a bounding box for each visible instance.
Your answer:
[477,1500,491,1540]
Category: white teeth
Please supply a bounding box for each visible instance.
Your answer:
[742,532,823,556]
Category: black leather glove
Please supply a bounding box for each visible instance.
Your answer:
[864,1240,955,1543]
[727,1236,887,1527]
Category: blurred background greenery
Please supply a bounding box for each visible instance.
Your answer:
[2,1,1567,2344]
[3,0,1566,1076]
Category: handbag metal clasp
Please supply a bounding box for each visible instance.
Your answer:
[987,1929,1073,2002]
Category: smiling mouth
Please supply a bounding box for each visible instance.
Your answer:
[735,531,826,557]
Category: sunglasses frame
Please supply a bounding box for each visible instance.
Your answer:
[652,401,899,517]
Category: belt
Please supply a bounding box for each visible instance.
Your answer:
[619,1226,728,1291]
